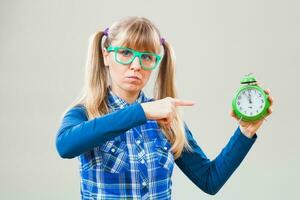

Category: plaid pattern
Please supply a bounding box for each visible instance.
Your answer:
[78,87,174,199]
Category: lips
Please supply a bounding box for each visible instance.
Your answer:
[127,75,141,80]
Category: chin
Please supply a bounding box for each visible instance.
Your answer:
[123,84,143,92]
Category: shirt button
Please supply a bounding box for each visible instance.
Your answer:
[164,146,168,150]
[142,181,147,186]
[141,159,145,164]
[111,148,115,153]
[136,140,141,144]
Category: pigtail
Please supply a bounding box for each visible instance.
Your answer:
[84,31,110,119]
[155,41,177,99]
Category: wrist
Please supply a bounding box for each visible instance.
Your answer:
[140,103,150,119]
[239,126,255,138]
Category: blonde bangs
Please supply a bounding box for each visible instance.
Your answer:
[118,22,161,54]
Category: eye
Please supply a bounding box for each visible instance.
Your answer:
[141,54,154,62]
[119,49,133,57]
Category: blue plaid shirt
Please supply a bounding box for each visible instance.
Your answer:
[79,88,174,199]
[56,87,257,199]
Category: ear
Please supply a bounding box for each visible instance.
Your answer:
[102,47,109,66]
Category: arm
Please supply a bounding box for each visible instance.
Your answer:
[55,104,147,159]
[175,123,257,195]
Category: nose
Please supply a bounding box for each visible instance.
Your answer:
[129,56,142,71]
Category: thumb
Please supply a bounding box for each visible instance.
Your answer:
[229,110,239,120]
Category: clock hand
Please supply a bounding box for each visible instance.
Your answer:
[246,92,251,103]
[247,90,252,104]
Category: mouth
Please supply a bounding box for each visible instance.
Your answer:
[126,76,141,80]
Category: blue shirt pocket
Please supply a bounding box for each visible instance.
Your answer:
[154,137,174,175]
[98,139,130,173]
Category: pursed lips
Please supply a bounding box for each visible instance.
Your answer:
[126,75,141,80]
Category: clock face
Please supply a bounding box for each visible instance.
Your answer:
[235,88,265,117]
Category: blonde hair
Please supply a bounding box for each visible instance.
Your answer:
[60,16,192,159]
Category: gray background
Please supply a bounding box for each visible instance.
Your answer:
[1,0,299,199]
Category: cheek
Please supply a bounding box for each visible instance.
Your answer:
[143,71,152,81]
[109,65,125,81]
[108,55,121,75]
[108,56,125,79]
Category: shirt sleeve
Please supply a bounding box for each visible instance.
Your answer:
[55,103,147,159]
[175,123,257,195]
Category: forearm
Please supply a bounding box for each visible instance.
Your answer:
[56,104,147,158]
[176,125,257,195]
[206,127,257,193]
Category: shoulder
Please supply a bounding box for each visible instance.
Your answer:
[63,104,88,121]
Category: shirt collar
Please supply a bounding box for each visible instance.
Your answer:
[107,86,150,110]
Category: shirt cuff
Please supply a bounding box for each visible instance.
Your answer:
[234,126,257,147]
[134,103,148,123]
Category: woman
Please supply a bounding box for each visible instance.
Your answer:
[55,16,273,199]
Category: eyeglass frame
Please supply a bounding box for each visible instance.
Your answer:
[106,45,162,70]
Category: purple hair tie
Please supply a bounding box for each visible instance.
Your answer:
[160,37,165,45]
[103,27,109,37]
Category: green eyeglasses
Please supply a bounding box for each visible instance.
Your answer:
[106,45,162,70]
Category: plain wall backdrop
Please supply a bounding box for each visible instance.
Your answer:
[1,0,299,199]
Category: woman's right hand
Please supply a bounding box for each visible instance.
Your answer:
[141,97,195,126]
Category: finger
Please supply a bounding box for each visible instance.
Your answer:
[173,99,196,106]
[264,88,271,95]
[157,119,166,123]
[268,107,273,114]
[268,95,274,106]
[261,107,272,119]
[157,120,166,125]
[157,118,171,124]
[165,121,172,128]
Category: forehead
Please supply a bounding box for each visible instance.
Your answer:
[112,32,161,53]
[111,42,160,54]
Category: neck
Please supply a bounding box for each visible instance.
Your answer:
[110,85,140,104]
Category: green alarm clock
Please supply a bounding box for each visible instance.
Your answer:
[232,74,270,122]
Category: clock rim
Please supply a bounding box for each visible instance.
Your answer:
[232,85,270,121]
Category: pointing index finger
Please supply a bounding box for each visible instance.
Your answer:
[173,99,196,106]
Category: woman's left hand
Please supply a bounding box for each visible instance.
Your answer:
[229,88,274,138]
